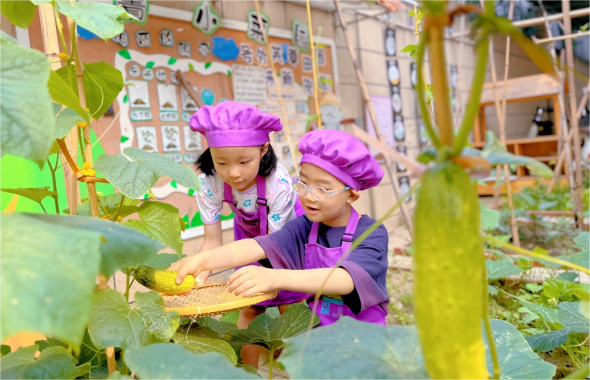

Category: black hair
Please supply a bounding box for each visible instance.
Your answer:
[195,144,278,177]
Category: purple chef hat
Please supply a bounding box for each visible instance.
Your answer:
[298,130,384,191]
[189,101,283,147]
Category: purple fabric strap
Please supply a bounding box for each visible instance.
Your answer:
[222,176,268,236]
[308,207,359,252]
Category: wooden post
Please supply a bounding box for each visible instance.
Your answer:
[562,0,585,229]
[306,0,322,128]
[253,0,300,176]
[334,0,413,235]
[483,0,520,246]
[39,5,79,214]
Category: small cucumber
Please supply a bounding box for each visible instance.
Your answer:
[414,162,487,379]
[134,265,195,295]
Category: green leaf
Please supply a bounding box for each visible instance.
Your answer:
[1,345,11,356]
[573,231,589,250]
[35,338,67,352]
[485,319,556,379]
[482,131,553,178]
[0,186,57,204]
[235,303,320,350]
[401,44,417,53]
[56,2,135,40]
[205,62,212,69]
[123,201,183,256]
[527,303,560,324]
[281,317,428,379]
[48,70,91,123]
[89,290,179,350]
[1,213,101,349]
[486,259,523,280]
[1,345,79,379]
[555,302,590,332]
[72,362,91,379]
[118,49,131,60]
[141,253,183,270]
[124,343,258,379]
[196,317,240,341]
[77,329,103,368]
[0,1,37,29]
[26,213,163,278]
[172,328,238,365]
[525,328,573,352]
[1,32,54,167]
[82,62,125,120]
[76,192,140,218]
[55,107,84,138]
[168,57,177,65]
[94,147,200,199]
[480,201,500,231]
[188,63,194,71]
[48,140,61,156]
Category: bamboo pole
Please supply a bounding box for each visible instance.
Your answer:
[533,31,590,45]
[39,5,79,215]
[483,0,520,246]
[253,0,299,176]
[306,0,322,128]
[334,0,413,235]
[453,1,466,130]
[562,0,585,229]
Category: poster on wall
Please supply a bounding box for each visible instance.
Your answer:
[365,95,395,155]
[31,5,337,237]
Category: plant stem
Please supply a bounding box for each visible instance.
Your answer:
[564,364,589,379]
[111,194,126,221]
[415,31,442,150]
[268,349,274,380]
[39,202,48,214]
[52,4,68,56]
[484,236,590,274]
[78,127,87,164]
[483,267,501,379]
[453,33,490,155]
[47,157,60,214]
[426,21,454,147]
[124,269,131,303]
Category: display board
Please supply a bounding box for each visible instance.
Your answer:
[27,3,338,238]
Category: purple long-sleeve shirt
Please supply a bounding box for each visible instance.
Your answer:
[254,215,389,315]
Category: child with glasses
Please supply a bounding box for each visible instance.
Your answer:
[170,129,389,326]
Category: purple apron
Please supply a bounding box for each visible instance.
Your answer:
[305,207,387,326]
[223,175,305,306]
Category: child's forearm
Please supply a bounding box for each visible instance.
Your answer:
[274,268,355,295]
[201,239,267,271]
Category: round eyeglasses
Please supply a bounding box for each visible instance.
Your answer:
[292,179,350,202]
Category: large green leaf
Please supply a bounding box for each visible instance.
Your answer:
[555,302,589,332]
[172,327,238,365]
[82,62,125,120]
[0,1,37,28]
[525,328,574,352]
[27,213,163,278]
[55,107,84,139]
[196,317,240,341]
[1,345,79,379]
[75,193,140,218]
[94,148,200,199]
[88,290,179,350]
[526,303,561,324]
[56,2,134,40]
[1,213,101,348]
[47,70,90,123]
[484,319,556,379]
[0,186,57,204]
[123,201,183,256]
[1,32,54,167]
[124,148,201,191]
[480,201,500,231]
[486,259,524,281]
[124,343,258,379]
[573,232,589,250]
[481,131,553,178]
[142,253,183,269]
[281,317,428,379]
[235,303,320,351]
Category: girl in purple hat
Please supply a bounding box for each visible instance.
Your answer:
[189,101,306,365]
[171,129,389,329]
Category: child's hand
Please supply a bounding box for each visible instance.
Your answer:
[168,256,204,285]
[227,266,280,298]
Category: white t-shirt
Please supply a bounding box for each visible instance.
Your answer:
[195,163,298,233]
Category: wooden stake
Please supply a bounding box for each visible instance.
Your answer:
[562,0,585,229]
[483,0,520,246]
[533,31,590,45]
[306,0,322,128]
[334,0,413,235]
[253,0,300,176]
[39,4,79,214]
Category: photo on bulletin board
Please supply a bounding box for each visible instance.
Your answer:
[25,4,338,238]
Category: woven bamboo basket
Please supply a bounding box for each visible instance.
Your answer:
[162,283,278,317]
